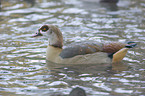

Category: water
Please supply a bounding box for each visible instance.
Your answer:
[0,0,145,96]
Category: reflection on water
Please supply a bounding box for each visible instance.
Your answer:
[80,0,118,11]
[0,0,145,95]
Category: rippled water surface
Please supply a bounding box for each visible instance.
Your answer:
[0,0,145,96]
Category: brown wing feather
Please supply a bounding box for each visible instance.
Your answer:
[102,42,126,53]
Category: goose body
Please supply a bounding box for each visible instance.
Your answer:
[33,25,136,64]
[46,45,111,64]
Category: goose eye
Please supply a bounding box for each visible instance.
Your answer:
[41,25,49,32]
[42,28,47,31]
[42,27,48,32]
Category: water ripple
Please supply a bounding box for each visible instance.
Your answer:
[0,0,144,96]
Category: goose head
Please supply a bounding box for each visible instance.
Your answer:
[33,25,63,48]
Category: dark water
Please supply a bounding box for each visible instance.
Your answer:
[0,0,145,96]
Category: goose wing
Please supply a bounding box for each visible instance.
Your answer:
[59,41,103,58]
[102,42,126,53]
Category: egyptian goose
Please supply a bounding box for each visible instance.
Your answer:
[33,25,136,64]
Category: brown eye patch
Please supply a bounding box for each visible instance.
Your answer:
[41,25,49,32]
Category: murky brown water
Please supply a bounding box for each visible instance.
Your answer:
[0,0,145,96]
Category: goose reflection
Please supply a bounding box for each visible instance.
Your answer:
[24,0,35,7]
[100,0,119,3]
[79,0,119,11]
[46,60,129,77]
[46,61,129,96]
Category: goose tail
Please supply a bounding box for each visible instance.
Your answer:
[126,41,137,48]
